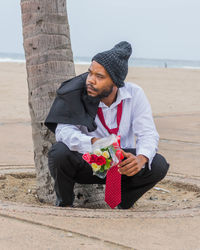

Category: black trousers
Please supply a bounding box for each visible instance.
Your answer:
[48,142,169,209]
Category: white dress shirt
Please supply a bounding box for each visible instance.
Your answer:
[55,82,159,169]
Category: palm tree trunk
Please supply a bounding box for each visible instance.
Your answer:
[20,0,105,207]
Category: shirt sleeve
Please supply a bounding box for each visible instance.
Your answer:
[55,123,94,154]
[132,88,159,169]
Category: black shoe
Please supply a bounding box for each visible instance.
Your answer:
[55,193,75,207]
[117,204,126,209]
[117,203,133,209]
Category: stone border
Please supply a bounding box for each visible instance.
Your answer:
[0,200,200,219]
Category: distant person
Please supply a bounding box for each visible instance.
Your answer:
[164,62,167,68]
[45,41,169,209]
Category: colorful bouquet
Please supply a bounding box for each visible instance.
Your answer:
[82,134,124,178]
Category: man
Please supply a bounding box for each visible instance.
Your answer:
[45,41,169,209]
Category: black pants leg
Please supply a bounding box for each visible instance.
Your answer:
[120,148,170,209]
[48,142,169,208]
[48,142,105,206]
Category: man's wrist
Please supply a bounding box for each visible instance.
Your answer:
[137,154,148,165]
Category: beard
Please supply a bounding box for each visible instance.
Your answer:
[97,85,114,99]
[86,84,114,100]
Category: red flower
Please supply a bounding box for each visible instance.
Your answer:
[83,154,106,166]
[96,156,106,166]
[115,150,124,161]
[82,153,91,163]
[89,154,98,163]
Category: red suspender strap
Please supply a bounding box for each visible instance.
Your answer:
[97,100,123,135]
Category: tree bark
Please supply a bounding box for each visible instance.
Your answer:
[20,0,105,208]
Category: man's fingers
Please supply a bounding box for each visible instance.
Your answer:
[117,154,144,176]
[120,149,126,155]
[121,149,132,158]
[118,162,137,174]
[119,166,140,176]
[126,169,139,176]
[119,166,133,175]
[118,163,133,173]
[118,157,134,167]
[119,151,137,165]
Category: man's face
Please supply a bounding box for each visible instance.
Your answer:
[86,60,115,99]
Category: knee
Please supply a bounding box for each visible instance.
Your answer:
[151,153,170,181]
[48,142,71,166]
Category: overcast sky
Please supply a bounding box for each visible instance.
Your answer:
[0,0,200,60]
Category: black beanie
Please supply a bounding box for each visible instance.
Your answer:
[92,41,132,88]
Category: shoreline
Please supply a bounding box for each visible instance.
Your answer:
[1,60,200,70]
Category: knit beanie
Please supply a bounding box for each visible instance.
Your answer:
[92,41,132,88]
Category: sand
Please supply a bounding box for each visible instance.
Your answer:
[75,64,200,115]
[1,173,200,211]
[0,62,200,124]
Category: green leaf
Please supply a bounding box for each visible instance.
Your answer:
[101,147,109,152]
[104,159,111,170]
[99,165,105,172]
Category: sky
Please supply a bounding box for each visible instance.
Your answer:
[0,0,200,60]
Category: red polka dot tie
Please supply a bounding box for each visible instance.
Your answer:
[98,101,123,209]
[105,165,121,209]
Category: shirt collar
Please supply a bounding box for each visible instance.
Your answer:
[98,83,132,108]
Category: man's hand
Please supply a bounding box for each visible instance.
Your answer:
[91,137,100,144]
[118,150,148,176]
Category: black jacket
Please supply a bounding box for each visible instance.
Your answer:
[44,72,100,133]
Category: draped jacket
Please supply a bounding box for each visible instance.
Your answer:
[44,72,100,133]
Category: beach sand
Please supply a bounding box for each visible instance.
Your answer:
[75,64,200,115]
[0,62,199,125]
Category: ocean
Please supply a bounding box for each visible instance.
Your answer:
[0,52,200,69]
